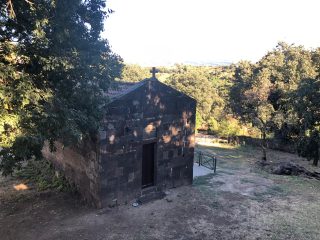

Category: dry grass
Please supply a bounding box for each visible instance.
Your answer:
[1,142,320,240]
[195,141,320,240]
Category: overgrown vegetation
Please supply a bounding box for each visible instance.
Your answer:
[16,159,74,192]
[230,43,320,163]
[0,0,122,175]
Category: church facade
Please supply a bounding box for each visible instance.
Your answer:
[43,76,196,208]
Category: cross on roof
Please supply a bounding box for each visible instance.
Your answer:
[150,67,159,78]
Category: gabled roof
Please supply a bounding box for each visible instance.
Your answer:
[106,79,150,101]
[106,78,196,103]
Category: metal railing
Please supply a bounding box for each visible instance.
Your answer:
[194,150,217,173]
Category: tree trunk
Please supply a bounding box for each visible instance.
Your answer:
[312,146,319,166]
[311,130,319,166]
[261,131,267,161]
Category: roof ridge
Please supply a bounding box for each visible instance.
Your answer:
[106,78,153,102]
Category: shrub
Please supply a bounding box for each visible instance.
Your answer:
[15,159,75,192]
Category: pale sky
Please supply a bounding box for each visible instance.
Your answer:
[102,0,320,66]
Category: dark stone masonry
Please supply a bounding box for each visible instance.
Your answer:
[43,76,196,208]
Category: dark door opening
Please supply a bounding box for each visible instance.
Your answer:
[142,142,155,188]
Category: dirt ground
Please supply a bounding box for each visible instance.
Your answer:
[1,143,320,240]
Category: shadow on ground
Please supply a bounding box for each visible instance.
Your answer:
[1,143,320,240]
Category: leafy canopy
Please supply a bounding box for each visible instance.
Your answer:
[0,0,122,175]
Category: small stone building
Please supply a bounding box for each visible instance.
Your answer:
[43,76,196,208]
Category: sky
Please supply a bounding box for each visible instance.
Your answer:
[102,0,320,66]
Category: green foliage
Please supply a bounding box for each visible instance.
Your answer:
[295,77,320,165]
[295,78,320,129]
[208,117,219,133]
[163,64,250,136]
[196,111,205,130]
[230,61,275,157]
[120,64,150,82]
[231,44,318,138]
[258,43,318,138]
[167,66,215,119]
[216,118,241,138]
[16,159,73,191]
[296,130,319,166]
[166,65,231,127]
[0,0,122,175]
[0,136,43,175]
[230,42,320,160]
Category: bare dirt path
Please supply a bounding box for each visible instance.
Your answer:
[1,143,320,240]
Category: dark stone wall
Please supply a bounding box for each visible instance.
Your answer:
[99,79,196,207]
[42,140,101,207]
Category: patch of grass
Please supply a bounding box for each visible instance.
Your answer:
[267,185,286,195]
[215,169,235,176]
[15,159,75,192]
[267,201,320,240]
[269,218,304,240]
[237,145,258,153]
[250,184,288,202]
[277,176,320,196]
[222,164,243,171]
[212,180,225,186]
[240,178,257,184]
[193,173,215,186]
[195,142,320,239]
[252,166,320,195]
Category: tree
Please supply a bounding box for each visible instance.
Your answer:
[120,64,150,82]
[166,65,223,128]
[258,42,317,141]
[165,64,243,134]
[230,62,275,160]
[230,43,320,160]
[0,0,122,175]
[216,117,241,139]
[295,77,320,166]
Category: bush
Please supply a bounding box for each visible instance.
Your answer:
[217,118,241,138]
[15,159,75,192]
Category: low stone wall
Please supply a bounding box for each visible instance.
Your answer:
[42,140,101,208]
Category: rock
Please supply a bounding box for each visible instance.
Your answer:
[132,202,139,207]
[165,197,173,203]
